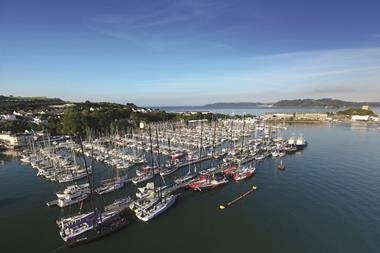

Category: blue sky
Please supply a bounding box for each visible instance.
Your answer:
[1,0,380,105]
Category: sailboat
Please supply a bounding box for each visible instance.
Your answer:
[131,172,155,185]
[159,161,179,176]
[174,165,196,184]
[104,196,134,212]
[222,162,239,176]
[233,165,256,181]
[135,127,179,222]
[129,194,160,212]
[135,194,178,222]
[59,208,131,246]
[94,174,130,195]
[189,174,228,191]
[132,126,156,185]
[295,135,307,150]
[171,150,187,160]
[57,137,131,247]
[136,182,155,199]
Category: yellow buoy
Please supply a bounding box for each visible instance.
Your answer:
[219,205,225,210]
[252,185,257,190]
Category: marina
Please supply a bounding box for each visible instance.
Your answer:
[6,118,309,247]
[1,123,379,252]
[1,121,380,252]
[2,0,380,251]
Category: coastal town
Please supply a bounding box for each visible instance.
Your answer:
[1,96,378,150]
[2,1,380,252]
[263,105,379,122]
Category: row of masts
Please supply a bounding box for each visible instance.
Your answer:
[19,118,303,248]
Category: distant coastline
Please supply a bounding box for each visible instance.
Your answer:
[157,98,380,110]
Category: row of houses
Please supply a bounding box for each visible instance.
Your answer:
[0,111,48,125]
[351,115,380,122]
[264,112,379,122]
[264,112,329,121]
[176,111,212,116]
[131,105,163,113]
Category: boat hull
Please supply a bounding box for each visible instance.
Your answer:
[62,210,132,247]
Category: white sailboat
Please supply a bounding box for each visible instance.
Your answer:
[135,194,178,222]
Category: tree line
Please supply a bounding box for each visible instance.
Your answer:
[1,100,252,136]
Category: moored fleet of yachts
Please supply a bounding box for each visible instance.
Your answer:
[19,119,307,247]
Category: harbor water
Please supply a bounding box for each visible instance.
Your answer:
[1,123,380,252]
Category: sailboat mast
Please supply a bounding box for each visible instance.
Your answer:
[91,145,96,190]
[149,126,153,168]
[168,137,170,154]
[230,120,234,148]
[212,119,217,157]
[199,121,203,158]
[78,136,95,211]
[241,115,246,151]
[156,127,161,169]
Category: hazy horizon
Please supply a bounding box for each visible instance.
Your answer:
[1,0,380,105]
[3,94,380,108]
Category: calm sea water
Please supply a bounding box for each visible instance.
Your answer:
[1,123,380,252]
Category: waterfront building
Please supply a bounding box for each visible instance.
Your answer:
[362,105,370,111]
[294,112,328,121]
[0,132,35,148]
[264,112,294,120]
[264,112,328,121]
[351,115,370,121]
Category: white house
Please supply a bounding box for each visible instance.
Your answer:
[33,117,47,125]
[13,111,23,116]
